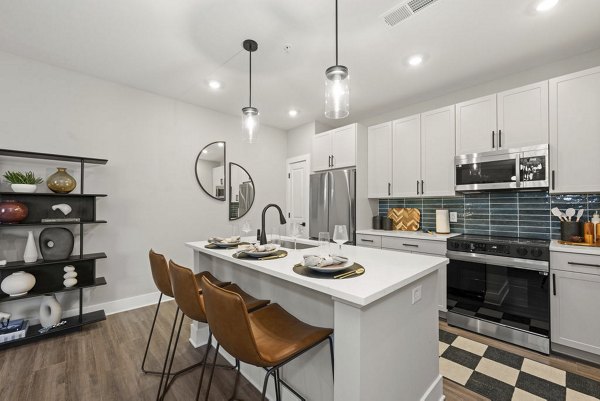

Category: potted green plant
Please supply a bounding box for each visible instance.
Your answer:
[2,171,44,193]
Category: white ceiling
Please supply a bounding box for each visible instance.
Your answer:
[1,0,600,131]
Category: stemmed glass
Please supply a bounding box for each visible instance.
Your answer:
[333,225,349,253]
[290,222,301,250]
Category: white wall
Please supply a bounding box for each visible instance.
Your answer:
[0,50,287,319]
[286,121,315,159]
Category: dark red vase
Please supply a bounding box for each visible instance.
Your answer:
[0,200,29,224]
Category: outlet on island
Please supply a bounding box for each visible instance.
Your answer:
[412,285,422,304]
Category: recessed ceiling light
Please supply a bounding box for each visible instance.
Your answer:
[208,80,222,90]
[288,109,299,117]
[408,54,424,67]
[536,0,558,12]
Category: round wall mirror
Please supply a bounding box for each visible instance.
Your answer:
[229,162,255,220]
[195,142,226,201]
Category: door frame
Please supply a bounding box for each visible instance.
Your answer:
[286,154,311,237]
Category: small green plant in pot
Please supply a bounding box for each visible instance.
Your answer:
[3,171,44,193]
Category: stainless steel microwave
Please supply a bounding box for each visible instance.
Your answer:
[455,144,549,191]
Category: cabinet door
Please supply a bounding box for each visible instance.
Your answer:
[455,94,497,155]
[550,67,600,193]
[331,124,356,169]
[551,269,600,355]
[368,122,393,198]
[392,115,421,197]
[497,81,549,149]
[421,105,455,197]
[312,131,332,171]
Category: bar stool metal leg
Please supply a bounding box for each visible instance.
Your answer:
[160,312,185,400]
[196,332,213,401]
[156,307,179,401]
[141,293,163,374]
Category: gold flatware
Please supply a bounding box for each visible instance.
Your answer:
[334,267,365,279]
[258,253,287,261]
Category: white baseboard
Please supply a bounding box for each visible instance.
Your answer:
[421,374,444,401]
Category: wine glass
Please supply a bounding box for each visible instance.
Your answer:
[290,222,301,250]
[318,232,330,256]
[333,225,349,253]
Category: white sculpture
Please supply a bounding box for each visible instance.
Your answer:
[63,265,77,287]
[1,271,36,296]
[51,204,72,216]
[23,231,38,263]
[39,294,62,328]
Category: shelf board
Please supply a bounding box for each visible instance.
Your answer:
[0,310,106,350]
[0,277,107,302]
[0,252,107,270]
[0,192,107,198]
[0,149,108,165]
[0,220,107,228]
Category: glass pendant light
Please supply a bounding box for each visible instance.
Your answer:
[325,0,349,119]
[242,39,259,143]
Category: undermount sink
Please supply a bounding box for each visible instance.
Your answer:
[278,240,316,250]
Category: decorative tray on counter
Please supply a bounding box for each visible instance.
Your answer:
[558,240,600,248]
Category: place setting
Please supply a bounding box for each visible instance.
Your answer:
[232,243,288,261]
[205,236,248,249]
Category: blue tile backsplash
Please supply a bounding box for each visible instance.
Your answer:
[378,191,600,240]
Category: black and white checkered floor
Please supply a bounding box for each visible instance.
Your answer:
[439,330,600,401]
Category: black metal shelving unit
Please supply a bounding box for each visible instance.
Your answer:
[0,149,108,349]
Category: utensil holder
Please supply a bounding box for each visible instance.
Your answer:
[372,215,383,230]
[383,217,393,231]
[561,221,583,242]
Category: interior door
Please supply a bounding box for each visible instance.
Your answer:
[286,158,309,237]
[421,105,455,197]
[497,81,549,149]
[368,122,392,198]
[392,115,421,197]
[331,124,356,169]
[312,131,332,171]
[456,94,497,155]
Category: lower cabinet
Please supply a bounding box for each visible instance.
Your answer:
[550,251,600,356]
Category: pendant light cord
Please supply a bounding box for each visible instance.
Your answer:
[249,50,252,107]
[335,0,338,66]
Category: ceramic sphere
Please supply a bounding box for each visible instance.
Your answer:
[1,271,36,296]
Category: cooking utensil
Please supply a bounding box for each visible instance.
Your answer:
[576,209,585,222]
[551,208,564,221]
[334,267,365,279]
[566,208,576,222]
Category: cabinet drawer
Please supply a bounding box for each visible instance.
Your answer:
[551,251,600,275]
[356,234,382,249]
[381,237,446,256]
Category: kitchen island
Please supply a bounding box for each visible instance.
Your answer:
[186,239,447,401]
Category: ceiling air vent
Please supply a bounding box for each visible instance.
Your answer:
[381,0,440,27]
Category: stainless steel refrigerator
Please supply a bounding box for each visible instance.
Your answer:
[309,169,356,244]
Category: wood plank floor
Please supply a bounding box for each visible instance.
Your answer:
[1,302,599,401]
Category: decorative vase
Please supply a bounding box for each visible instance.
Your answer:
[0,200,28,224]
[24,231,39,263]
[10,184,37,193]
[39,227,74,261]
[0,271,36,296]
[47,168,76,194]
[39,294,62,328]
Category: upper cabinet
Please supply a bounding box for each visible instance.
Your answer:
[392,115,421,198]
[312,123,357,171]
[421,106,456,197]
[497,81,548,149]
[367,122,393,198]
[456,82,549,155]
[549,66,600,193]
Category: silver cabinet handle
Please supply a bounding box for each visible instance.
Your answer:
[361,239,374,243]
[568,262,600,268]
[402,243,419,248]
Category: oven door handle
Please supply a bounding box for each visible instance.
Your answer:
[446,250,549,272]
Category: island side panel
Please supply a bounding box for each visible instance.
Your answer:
[333,270,442,401]
[191,250,335,401]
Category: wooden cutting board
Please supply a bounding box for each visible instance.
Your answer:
[387,208,421,231]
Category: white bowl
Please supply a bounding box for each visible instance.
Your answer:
[11,184,37,193]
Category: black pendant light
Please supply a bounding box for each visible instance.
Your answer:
[325,0,349,119]
[242,39,259,143]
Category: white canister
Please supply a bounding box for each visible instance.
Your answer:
[436,210,450,234]
[1,271,36,296]
[39,294,62,328]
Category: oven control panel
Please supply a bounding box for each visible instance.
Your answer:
[447,236,549,262]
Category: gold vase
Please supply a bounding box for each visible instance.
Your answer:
[47,168,77,194]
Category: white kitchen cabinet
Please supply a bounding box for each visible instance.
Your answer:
[312,124,357,171]
[421,105,455,197]
[497,81,548,149]
[392,115,421,197]
[367,122,393,198]
[455,94,497,155]
[551,251,600,356]
[550,66,600,193]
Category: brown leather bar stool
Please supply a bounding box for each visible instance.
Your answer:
[143,250,230,398]
[200,276,334,401]
[166,260,270,401]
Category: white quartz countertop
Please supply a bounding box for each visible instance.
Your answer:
[356,229,460,242]
[550,240,600,256]
[186,239,447,307]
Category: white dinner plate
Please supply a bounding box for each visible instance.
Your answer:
[304,260,353,273]
[212,241,242,248]
[243,249,279,257]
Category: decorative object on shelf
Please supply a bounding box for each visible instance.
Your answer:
[38,320,66,334]
[560,221,582,242]
[0,260,6,266]
[2,170,43,193]
[241,39,260,143]
[39,228,74,261]
[387,208,421,231]
[51,203,72,216]
[228,163,255,220]
[372,215,383,230]
[63,265,77,288]
[0,320,29,343]
[0,312,10,325]
[39,294,62,328]
[46,167,77,194]
[324,0,350,119]
[435,209,450,234]
[1,271,36,296]
[24,231,39,263]
[195,142,226,201]
[0,200,28,224]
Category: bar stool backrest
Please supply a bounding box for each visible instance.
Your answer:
[200,277,265,366]
[168,260,207,323]
[149,249,174,298]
